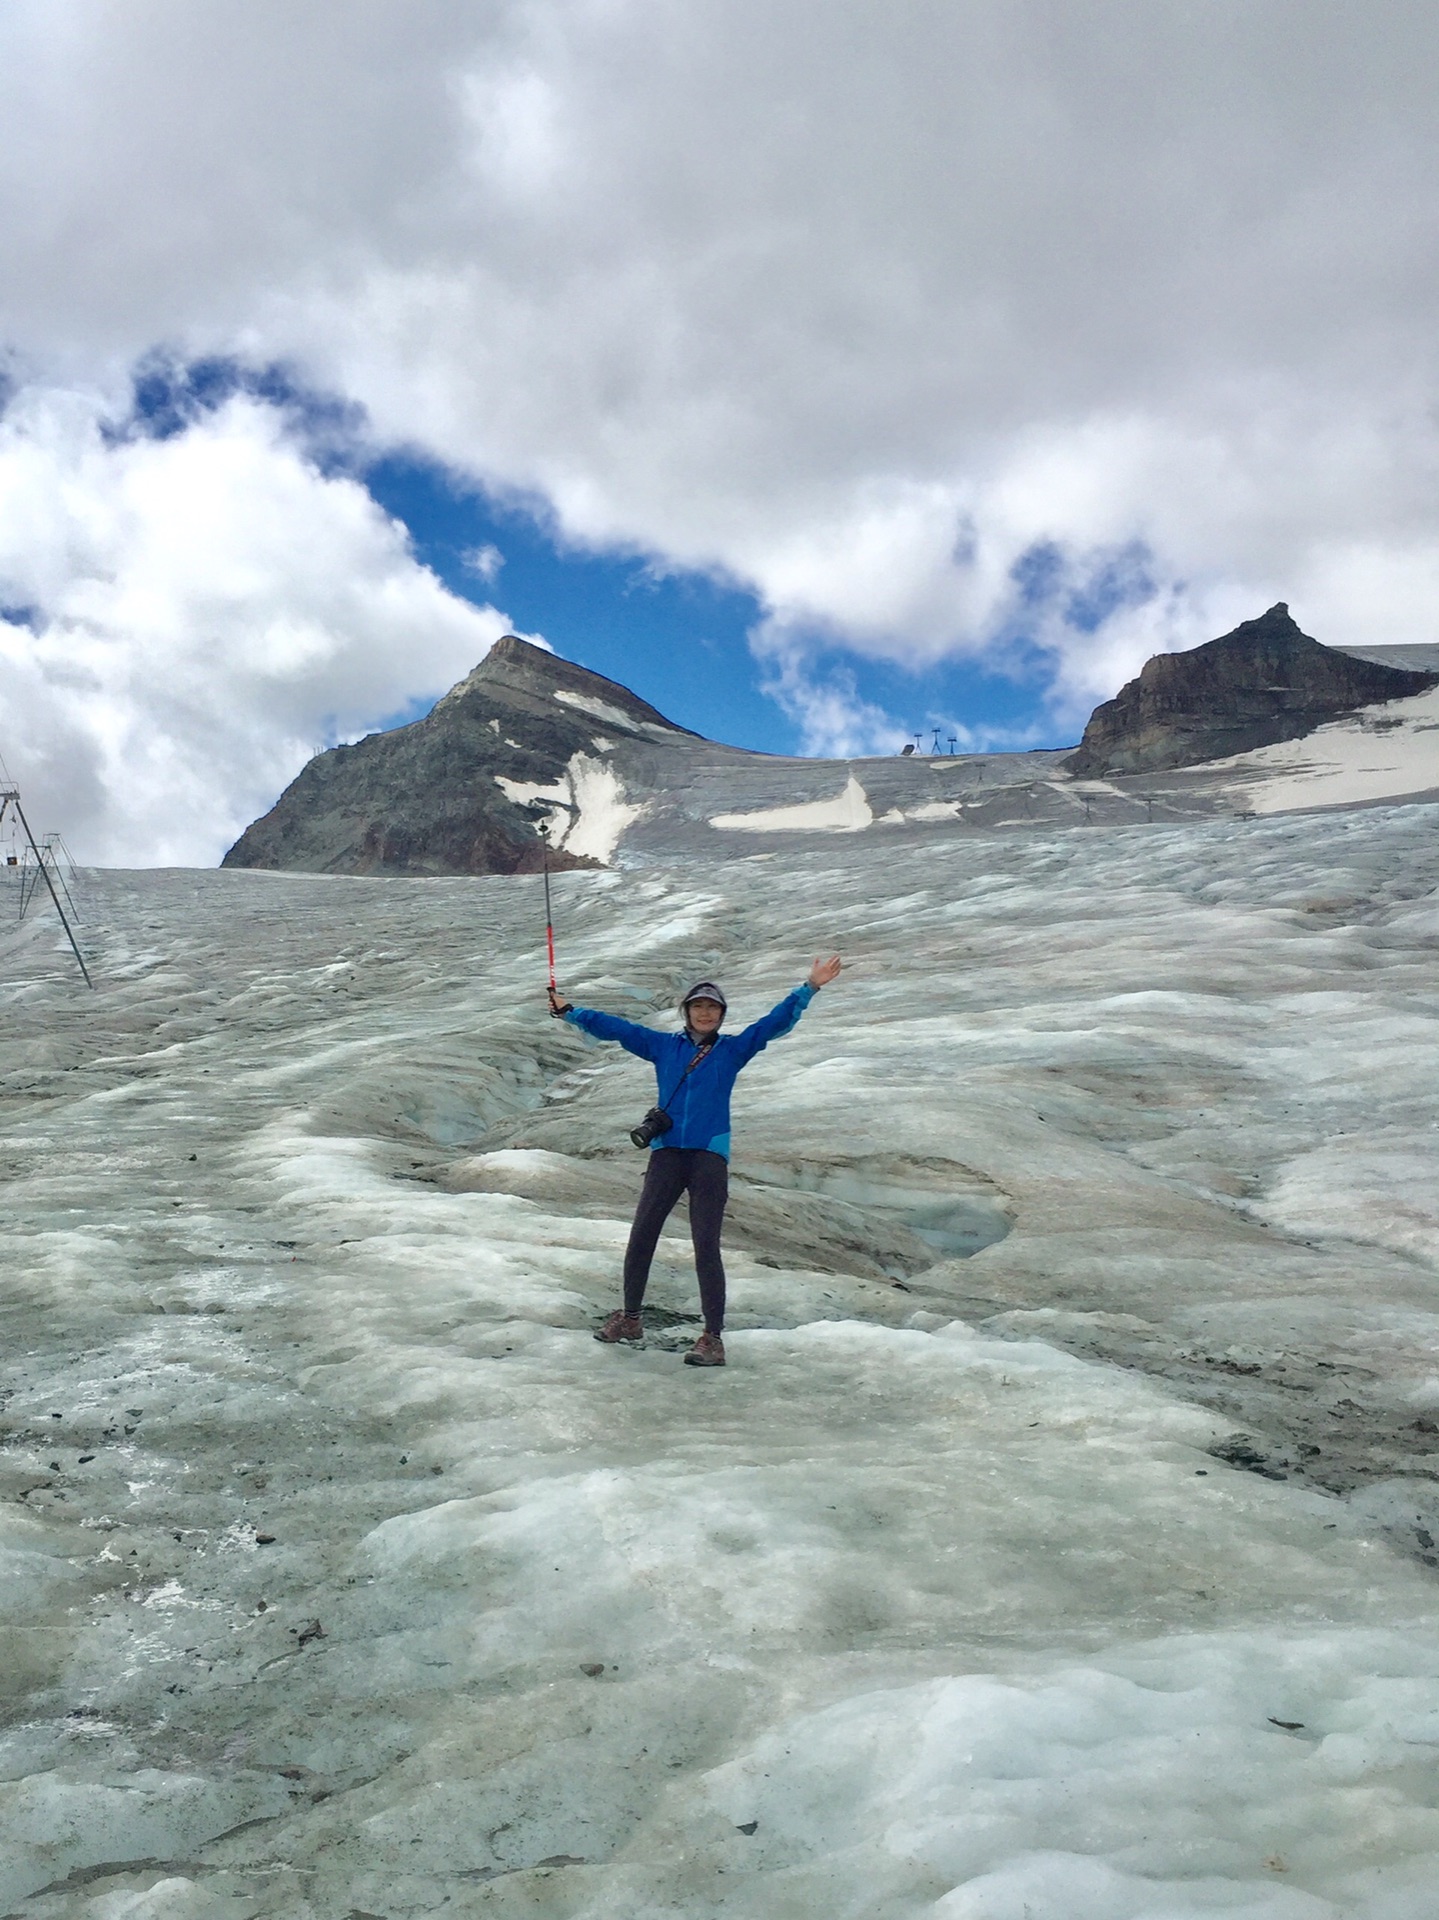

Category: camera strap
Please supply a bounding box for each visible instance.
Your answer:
[658,1037,716,1113]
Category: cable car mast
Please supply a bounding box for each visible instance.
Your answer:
[0,786,92,987]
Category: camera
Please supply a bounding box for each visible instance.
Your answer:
[629,1106,673,1149]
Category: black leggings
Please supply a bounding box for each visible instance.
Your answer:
[623,1148,729,1332]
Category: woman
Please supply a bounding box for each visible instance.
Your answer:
[548,956,842,1366]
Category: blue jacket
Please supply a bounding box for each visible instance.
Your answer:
[563,984,816,1159]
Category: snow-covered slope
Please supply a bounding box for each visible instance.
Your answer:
[3,807,1439,1915]
[1215,685,1439,815]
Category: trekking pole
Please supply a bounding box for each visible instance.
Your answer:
[539,820,557,997]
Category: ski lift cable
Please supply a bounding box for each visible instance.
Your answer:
[47,832,85,913]
[16,838,42,921]
[52,832,82,881]
[38,836,81,924]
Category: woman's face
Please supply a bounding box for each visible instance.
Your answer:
[686,997,724,1035]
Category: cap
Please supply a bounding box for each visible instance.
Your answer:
[681,981,727,1011]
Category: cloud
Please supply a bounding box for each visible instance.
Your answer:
[750,632,909,760]
[0,385,510,864]
[2,0,1439,824]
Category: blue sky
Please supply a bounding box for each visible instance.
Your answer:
[364,451,794,751]
[123,355,1077,759]
[366,451,1072,757]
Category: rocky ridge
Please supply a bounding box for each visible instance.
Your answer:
[224,612,1439,875]
[1067,602,1437,776]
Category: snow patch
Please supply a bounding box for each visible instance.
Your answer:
[1219,685,1439,814]
[711,774,873,834]
[901,800,965,823]
[555,688,643,731]
[495,751,645,863]
[493,770,567,814]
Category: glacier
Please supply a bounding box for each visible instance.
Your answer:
[2,798,1439,1917]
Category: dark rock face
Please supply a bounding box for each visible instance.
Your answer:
[222,636,697,876]
[1067,604,1437,777]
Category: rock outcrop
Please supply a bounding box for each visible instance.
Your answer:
[223,635,698,875]
[1067,604,1437,777]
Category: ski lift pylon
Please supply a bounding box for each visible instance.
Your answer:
[0,786,92,986]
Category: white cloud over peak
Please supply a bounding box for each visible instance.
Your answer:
[3,0,1439,855]
[0,387,510,864]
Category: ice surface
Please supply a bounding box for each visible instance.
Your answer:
[2,803,1439,1915]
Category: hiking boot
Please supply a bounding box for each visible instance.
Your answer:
[594,1310,644,1346]
[683,1330,726,1367]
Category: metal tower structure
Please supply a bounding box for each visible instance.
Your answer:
[0,787,92,987]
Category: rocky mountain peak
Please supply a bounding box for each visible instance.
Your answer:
[1068,604,1437,777]
[223,634,708,878]
[435,634,695,736]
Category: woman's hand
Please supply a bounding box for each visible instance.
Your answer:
[807,955,842,989]
[547,986,573,1017]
